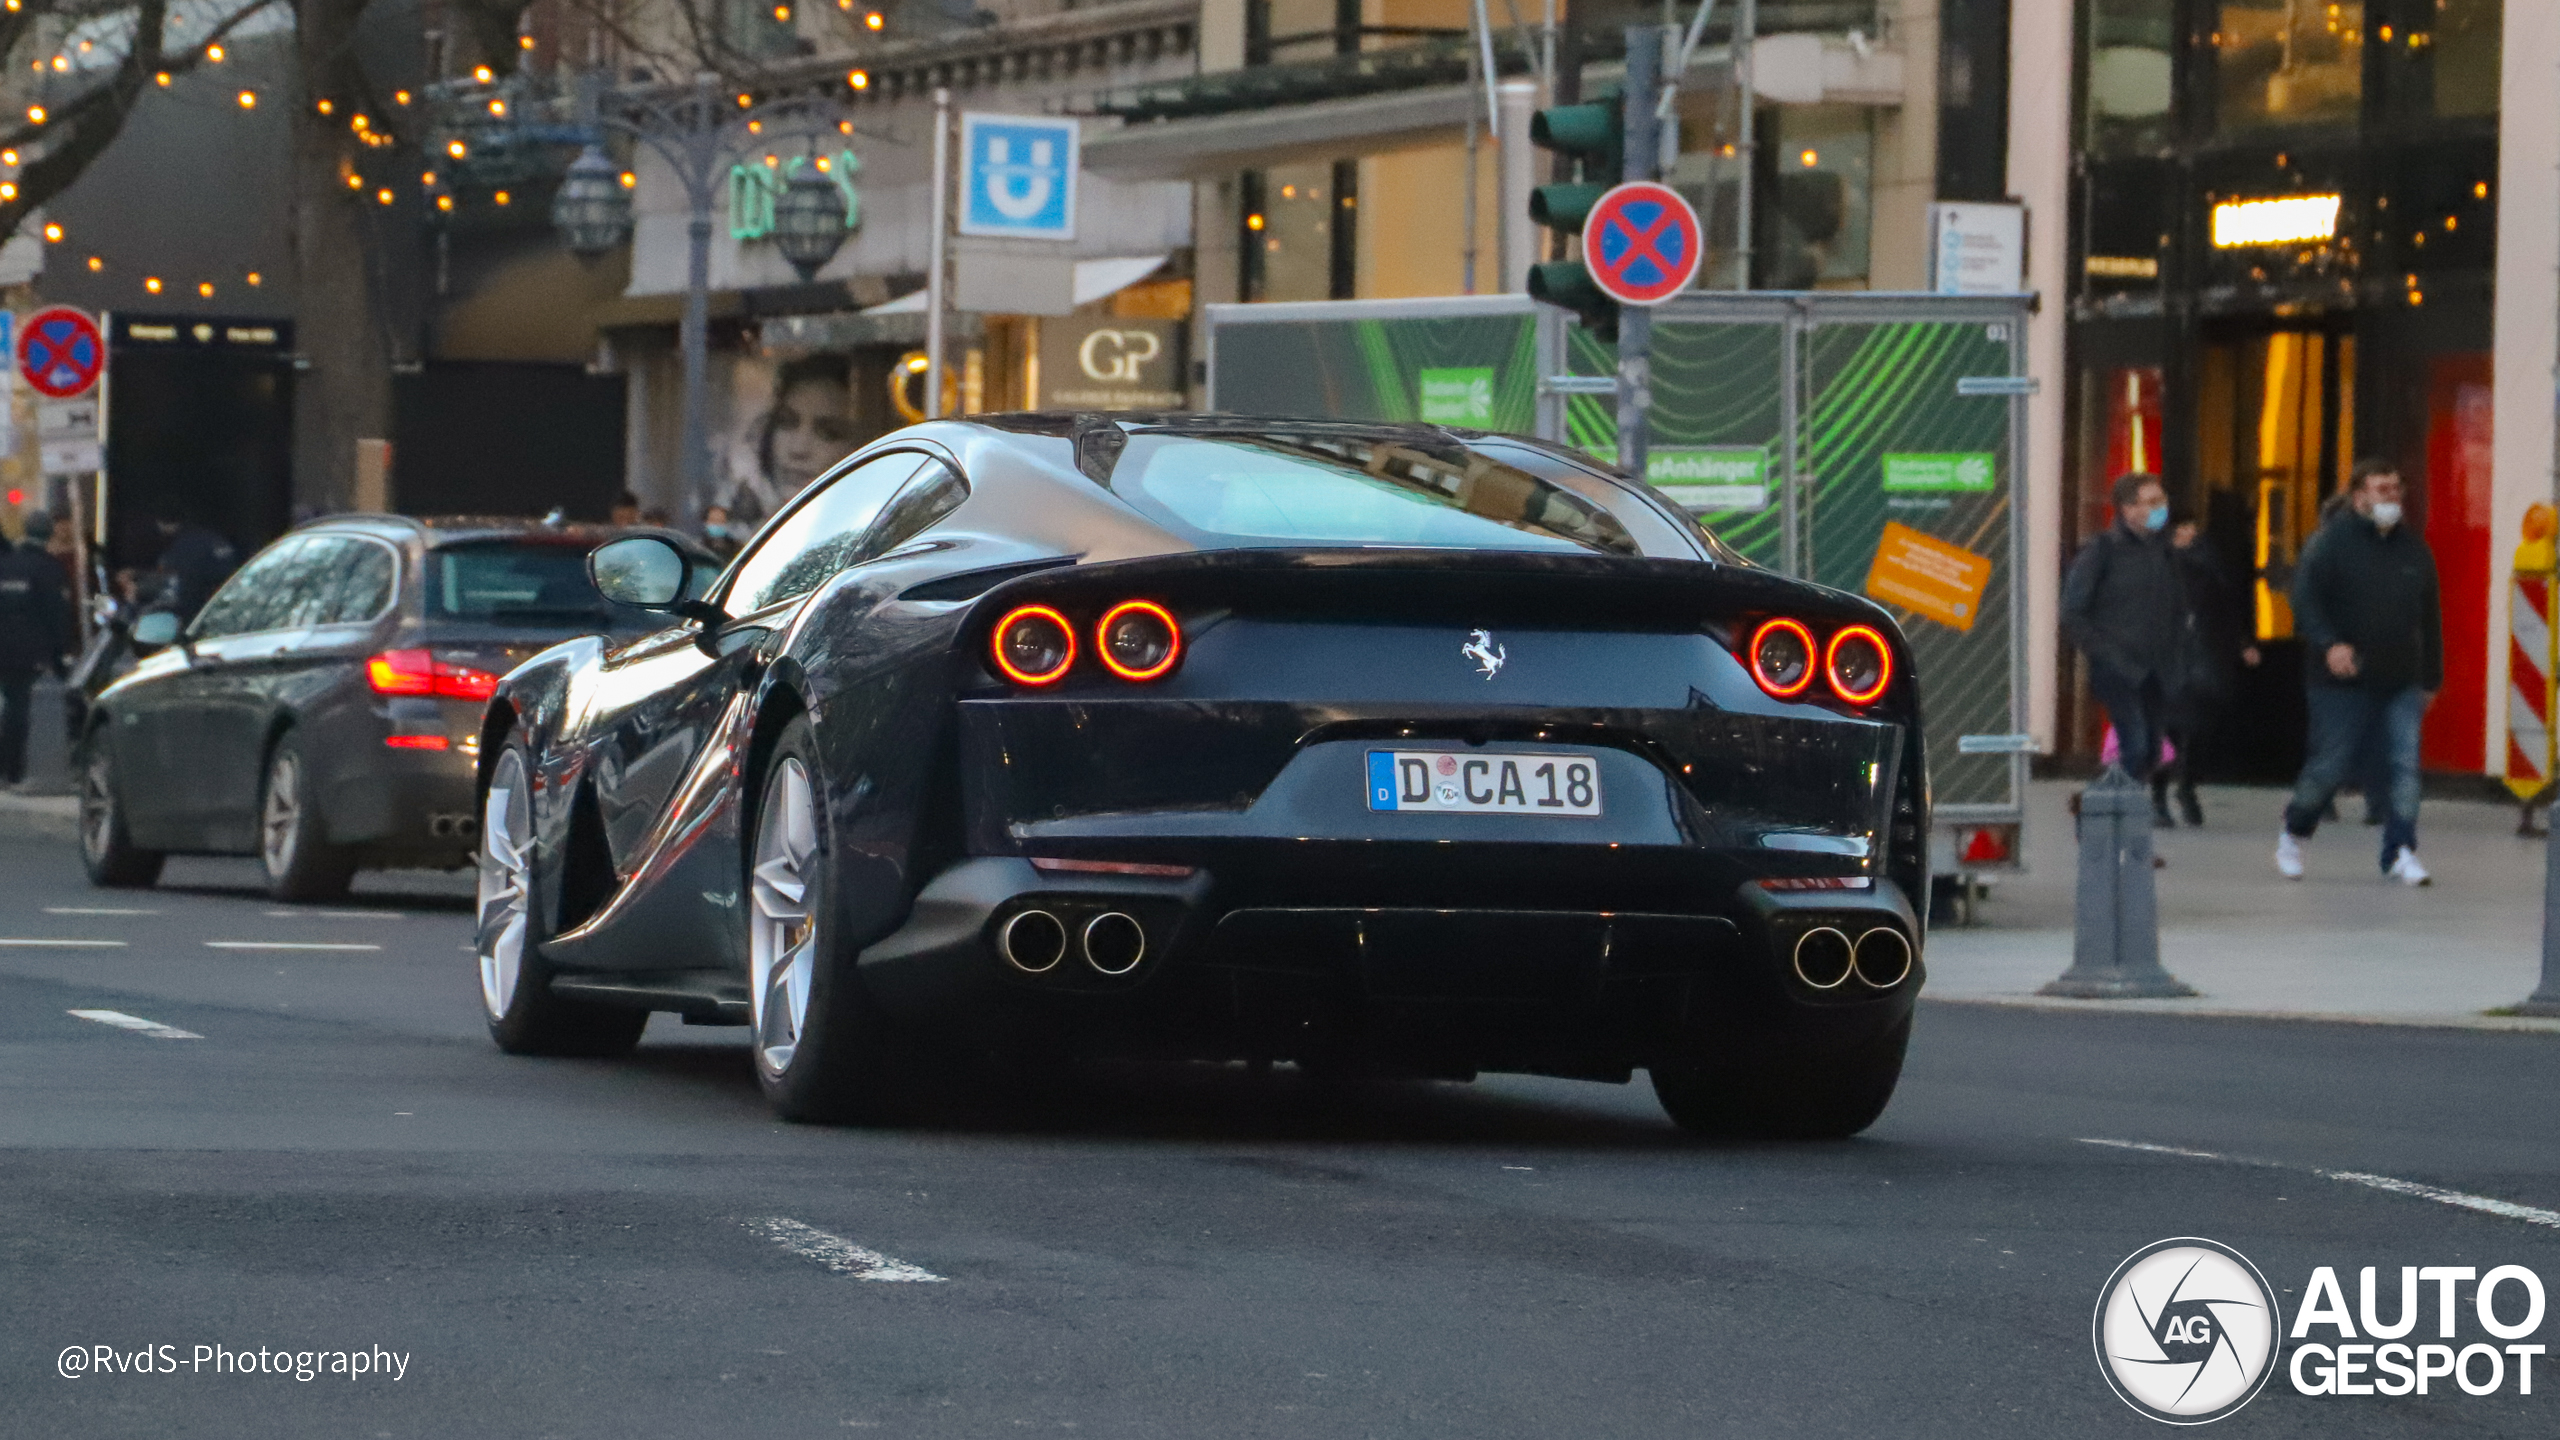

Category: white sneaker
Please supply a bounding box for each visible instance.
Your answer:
[2387,847,2431,887]
[2274,831,2305,880]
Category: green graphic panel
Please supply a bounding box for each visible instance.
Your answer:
[1802,320,2016,808]
[1564,321,1787,564]
[1211,315,1538,432]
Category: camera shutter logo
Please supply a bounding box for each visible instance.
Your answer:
[2094,1237,2282,1424]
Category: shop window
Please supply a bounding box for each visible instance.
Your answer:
[1241,161,1357,302]
[2085,0,2175,154]
[2384,0,2499,118]
[2215,0,2363,133]
[1758,105,1871,289]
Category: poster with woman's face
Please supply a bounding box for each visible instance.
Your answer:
[720,355,857,522]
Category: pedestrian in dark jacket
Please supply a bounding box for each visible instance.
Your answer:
[2149,517,2261,827]
[149,513,238,622]
[2275,458,2443,886]
[2063,472,2189,785]
[0,510,74,787]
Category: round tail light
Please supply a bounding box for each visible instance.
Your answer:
[1747,618,1816,698]
[991,604,1075,685]
[1096,600,1180,681]
[1825,625,1892,705]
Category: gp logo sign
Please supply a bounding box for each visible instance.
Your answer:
[2092,1240,2550,1423]
[1077,328,1159,383]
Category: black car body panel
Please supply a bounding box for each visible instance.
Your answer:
[482,416,1929,1090]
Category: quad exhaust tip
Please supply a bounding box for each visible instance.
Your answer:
[1081,912,1146,976]
[1852,927,1913,989]
[999,910,1067,973]
[1791,926,1853,990]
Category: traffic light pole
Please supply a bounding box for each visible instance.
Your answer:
[1615,26,1661,482]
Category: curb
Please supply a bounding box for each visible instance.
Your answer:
[0,795,79,842]
[1924,994,2560,1035]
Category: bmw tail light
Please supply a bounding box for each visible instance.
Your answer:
[1746,618,1815,698]
[991,605,1076,685]
[1824,625,1892,705]
[367,649,500,702]
[1096,600,1180,681]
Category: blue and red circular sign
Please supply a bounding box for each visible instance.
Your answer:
[1582,181,1703,306]
[18,305,103,398]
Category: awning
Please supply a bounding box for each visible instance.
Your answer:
[861,254,1169,314]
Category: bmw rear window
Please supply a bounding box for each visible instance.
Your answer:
[1105,433,1646,557]
[429,542,622,622]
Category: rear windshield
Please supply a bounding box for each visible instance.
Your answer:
[429,542,624,623]
[1105,433,1648,557]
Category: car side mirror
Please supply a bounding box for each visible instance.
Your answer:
[130,611,183,651]
[588,535,693,610]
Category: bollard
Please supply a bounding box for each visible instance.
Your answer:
[2039,764,2198,998]
[2518,803,2560,1017]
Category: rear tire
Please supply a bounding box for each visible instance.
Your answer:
[478,741,648,1058]
[77,741,163,889]
[1650,1016,1911,1140]
[749,716,910,1124]
[259,734,357,902]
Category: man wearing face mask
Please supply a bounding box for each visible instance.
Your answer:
[2063,472,2190,788]
[2276,458,2443,885]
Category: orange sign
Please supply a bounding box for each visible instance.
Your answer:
[1863,521,1993,631]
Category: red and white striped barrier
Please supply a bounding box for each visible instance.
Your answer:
[2510,505,2559,802]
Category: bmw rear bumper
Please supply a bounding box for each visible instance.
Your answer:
[855,855,1921,1078]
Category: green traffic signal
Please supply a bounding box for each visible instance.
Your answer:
[1527,88,1624,338]
[1527,182,1609,233]
[1528,261,1617,343]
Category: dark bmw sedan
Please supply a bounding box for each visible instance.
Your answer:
[75,515,703,900]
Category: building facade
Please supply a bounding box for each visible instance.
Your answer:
[2058,0,2528,782]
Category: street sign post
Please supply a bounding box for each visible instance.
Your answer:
[1581,181,1703,307]
[958,113,1079,241]
[17,305,104,401]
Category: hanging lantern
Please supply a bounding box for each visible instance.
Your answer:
[551,146,633,257]
[770,159,850,280]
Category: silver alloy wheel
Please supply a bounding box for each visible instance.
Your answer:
[749,757,820,1077]
[261,748,304,880]
[78,753,115,865]
[477,750,533,1019]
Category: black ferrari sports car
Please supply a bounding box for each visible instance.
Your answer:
[474,414,1927,1136]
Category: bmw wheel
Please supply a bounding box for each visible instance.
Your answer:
[77,741,163,889]
[259,734,357,902]
[478,740,646,1057]
[748,715,905,1123]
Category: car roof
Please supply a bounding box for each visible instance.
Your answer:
[292,514,711,556]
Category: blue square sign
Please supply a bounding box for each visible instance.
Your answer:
[959,113,1078,241]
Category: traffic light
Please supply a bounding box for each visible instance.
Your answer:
[1527,89,1623,341]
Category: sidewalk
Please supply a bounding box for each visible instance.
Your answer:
[1925,778,2560,1031]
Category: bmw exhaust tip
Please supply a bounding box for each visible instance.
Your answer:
[999,910,1067,974]
[1081,912,1146,976]
[1791,926,1853,990]
[1852,927,1913,989]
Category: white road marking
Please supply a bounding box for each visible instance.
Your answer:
[745,1218,946,1282]
[204,941,383,952]
[44,907,157,916]
[68,1009,201,1040]
[261,909,404,920]
[2080,1137,2560,1231]
[0,938,128,947]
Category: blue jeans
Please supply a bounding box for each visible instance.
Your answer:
[2087,668,2167,782]
[2284,684,2427,866]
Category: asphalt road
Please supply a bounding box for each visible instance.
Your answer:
[2,832,2556,1438]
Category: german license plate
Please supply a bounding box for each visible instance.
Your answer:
[1365,751,1602,817]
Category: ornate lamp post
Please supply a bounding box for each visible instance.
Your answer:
[545,75,850,527]
[770,160,851,280]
